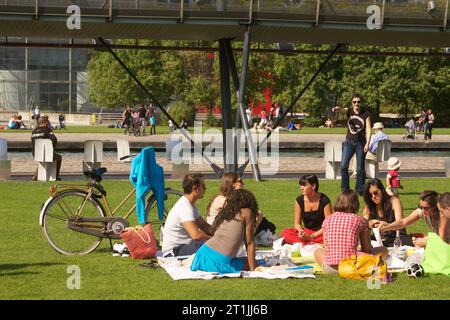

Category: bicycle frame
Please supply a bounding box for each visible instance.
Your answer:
[49,182,138,221]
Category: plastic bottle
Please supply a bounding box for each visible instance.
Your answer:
[392,230,402,257]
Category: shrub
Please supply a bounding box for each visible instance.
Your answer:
[161,101,195,126]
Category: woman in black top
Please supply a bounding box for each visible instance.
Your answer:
[281,174,332,245]
[363,179,413,246]
[332,94,372,195]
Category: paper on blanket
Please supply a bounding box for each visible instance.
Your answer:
[242,271,315,279]
[386,255,407,271]
[372,228,383,247]
[157,257,241,281]
[300,244,322,257]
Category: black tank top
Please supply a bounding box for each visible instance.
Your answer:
[296,193,331,231]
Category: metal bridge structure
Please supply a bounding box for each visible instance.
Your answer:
[1,0,449,179]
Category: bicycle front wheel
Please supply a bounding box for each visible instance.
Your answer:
[41,191,106,255]
[145,188,184,242]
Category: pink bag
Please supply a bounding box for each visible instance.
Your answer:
[120,224,157,259]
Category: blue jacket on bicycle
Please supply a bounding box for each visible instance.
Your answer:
[130,146,165,224]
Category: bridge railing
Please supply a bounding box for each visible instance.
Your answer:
[0,0,447,28]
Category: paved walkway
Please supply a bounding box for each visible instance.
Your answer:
[1,132,449,176]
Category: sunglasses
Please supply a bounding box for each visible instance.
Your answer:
[420,206,432,212]
[369,191,381,198]
[352,100,361,104]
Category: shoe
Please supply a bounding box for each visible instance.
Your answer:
[112,243,123,257]
[121,246,130,257]
[139,258,159,269]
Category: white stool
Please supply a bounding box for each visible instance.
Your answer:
[324,140,342,180]
[34,139,57,181]
[84,140,103,169]
[366,140,391,179]
[444,159,450,178]
[0,138,11,180]
[116,139,131,163]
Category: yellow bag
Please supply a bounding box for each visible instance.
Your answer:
[338,254,387,280]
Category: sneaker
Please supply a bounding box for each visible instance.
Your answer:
[112,243,123,257]
[121,246,130,257]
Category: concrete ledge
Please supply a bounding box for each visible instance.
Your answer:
[4,139,450,151]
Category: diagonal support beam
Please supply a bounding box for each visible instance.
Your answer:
[258,43,343,151]
[97,37,223,176]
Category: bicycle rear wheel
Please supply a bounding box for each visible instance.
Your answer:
[145,188,183,244]
[41,191,106,255]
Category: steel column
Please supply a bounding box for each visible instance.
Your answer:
[223,29,261,181]
[218,39,235,174]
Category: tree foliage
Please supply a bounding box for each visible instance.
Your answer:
[87,42,450,126]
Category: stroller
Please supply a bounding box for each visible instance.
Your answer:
[402,119,417,140]
[129,112,142,136]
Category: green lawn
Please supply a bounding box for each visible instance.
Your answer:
[1,178,449,300]
[3,126,450,135]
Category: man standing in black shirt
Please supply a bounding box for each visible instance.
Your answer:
[31,117,62,181]
[332,94,372,195]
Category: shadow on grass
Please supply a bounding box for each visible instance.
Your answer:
[0,271,41,277]
[0,262,64,272]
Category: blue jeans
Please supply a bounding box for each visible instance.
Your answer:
[341,140,366,194]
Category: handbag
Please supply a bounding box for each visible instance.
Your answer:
[338,254,387,280]
[120,224,157,259]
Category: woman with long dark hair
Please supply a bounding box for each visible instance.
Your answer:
[362,179,413,247]
[281,174,332,245]
[190,189,261,273]
[379,190,449,247]
[205,173,243,225]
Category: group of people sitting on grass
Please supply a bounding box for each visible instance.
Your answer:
[0,114,27,130]
[160,173,449,275]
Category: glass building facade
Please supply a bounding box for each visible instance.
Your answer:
[0,38,92,113]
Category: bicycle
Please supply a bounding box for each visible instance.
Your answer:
[39,165,183,255]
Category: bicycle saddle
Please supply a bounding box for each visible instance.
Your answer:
[83,167,107,182]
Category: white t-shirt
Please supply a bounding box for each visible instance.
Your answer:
[162,196,200,254]
[206,195,227,225]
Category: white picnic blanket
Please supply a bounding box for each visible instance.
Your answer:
[157,250,315,280]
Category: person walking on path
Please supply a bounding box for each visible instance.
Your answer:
[418,109,429,139]
[149,115,156,135]
[332,94,372,195]
[425,109,434,141]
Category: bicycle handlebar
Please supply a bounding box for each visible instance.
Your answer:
[120,154,137,160]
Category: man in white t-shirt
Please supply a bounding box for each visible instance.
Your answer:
[162,173,214,257]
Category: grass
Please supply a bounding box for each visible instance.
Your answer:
[2,126,450,135]
[0,178,449,300]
